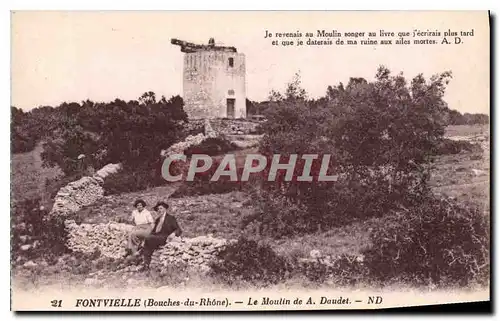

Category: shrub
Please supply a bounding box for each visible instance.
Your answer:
[11,198,70,266]
[170,158,244,198]
[362,196,490,287]
[209,237,293,285]
[248,66,452,237]
[242,189,311,237]
[184,137,239,157]
[246,168,431,237]
[40,95,186,176]
[11,128,37,154]
[103,162,166,195]
[170,180,241,198]
[11,106,56,154]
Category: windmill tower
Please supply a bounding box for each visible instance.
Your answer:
[172,38,247,119]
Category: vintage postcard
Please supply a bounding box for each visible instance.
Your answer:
[10,11,490,311]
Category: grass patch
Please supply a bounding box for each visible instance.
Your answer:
[11,143,63,204]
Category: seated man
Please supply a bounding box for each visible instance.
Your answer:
[124,199,155,258]
[140,201,182,271]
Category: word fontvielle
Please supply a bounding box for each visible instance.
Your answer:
[161,154,339,182]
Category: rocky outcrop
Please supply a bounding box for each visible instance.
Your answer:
[49,163,122,219]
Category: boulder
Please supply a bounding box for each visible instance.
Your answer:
[20,244,32,251]
[23,261,37,268]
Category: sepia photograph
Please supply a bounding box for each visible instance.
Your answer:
[10,10,490,311]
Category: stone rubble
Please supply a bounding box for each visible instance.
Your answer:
[49,177,105,218]
[471,168,488,177]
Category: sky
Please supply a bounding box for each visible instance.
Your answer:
[11,11,490,114]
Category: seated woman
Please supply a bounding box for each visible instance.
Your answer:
[124,199,155,258]
[140,201,182,271]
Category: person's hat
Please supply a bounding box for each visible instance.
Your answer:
[153,201,169,211]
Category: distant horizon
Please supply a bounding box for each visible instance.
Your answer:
[11,11,489,115]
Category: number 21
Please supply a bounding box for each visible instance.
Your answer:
[50,300,62,307]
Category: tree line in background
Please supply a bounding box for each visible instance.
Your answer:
[11,78,489,157]
[11,92,187,177]
[246,79,489,127]
[12,83,488,158]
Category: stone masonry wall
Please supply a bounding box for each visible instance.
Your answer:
[209,118,260,135]
[183,51,246,119]
[49,163,122,219]
[65,220,233,271]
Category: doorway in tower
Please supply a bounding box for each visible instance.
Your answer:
[226,98,235,118]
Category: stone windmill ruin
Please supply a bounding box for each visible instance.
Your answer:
[172,38,247,119]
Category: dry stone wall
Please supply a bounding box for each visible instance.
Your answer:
[65,220,232,270]
[65,220,133,258]
[210,119,261,135]
[150,236,232,271]
[183,119,205,134]
[184,118,261,136]
[162,119,218,157]
[50,177,104,218]
[49,163,122,219]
